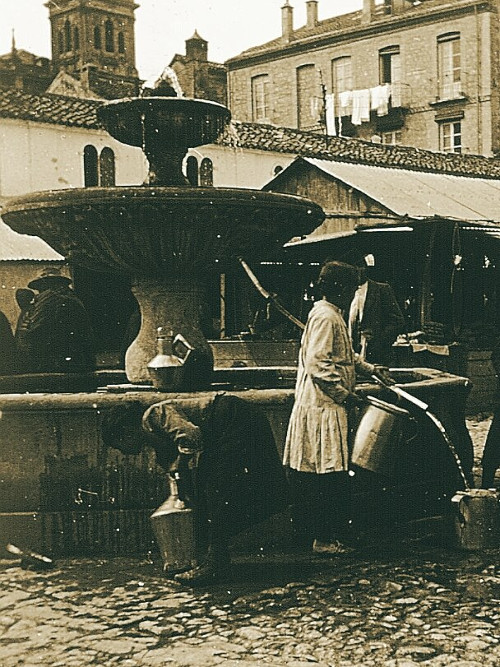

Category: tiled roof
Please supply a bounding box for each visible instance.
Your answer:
[1,88,500,179]
[220,121,500,179]
[0,49,50,66]
[228,0,478,62]
[0,88,101,129]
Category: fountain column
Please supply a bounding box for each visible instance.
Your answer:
[127,277,213,386]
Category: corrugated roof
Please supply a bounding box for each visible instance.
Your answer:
[303,158,500,223]
[0,217,63,261]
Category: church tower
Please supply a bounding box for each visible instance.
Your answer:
[46,0,139,98]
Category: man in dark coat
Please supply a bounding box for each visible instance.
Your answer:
[101,393,289,585]
[348,260,405,365]
[0,310,18,375]
[16,267,95,373]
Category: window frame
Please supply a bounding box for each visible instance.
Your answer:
[437,32,461,100]
[440,119,462,153]
[251,74,270,122]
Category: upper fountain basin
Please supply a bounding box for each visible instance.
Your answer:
[97,97,232,149]
[1,186,324,276]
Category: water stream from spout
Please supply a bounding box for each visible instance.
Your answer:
[222,121,242,149]
[140,65,185,98]
[424,410,471,491]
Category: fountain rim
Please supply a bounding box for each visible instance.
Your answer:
[97,96,232,115]
[1,186,326,219]
[96,96,232,149]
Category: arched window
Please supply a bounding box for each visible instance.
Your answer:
[94,26,101,50]
[99,148,116,187]
[73,27,80,51]
[105,20,114,52]
[186,156,199,186]
[199,158,213,187]
[64,19,72,52]
[58,31,64,54]
[84,145,99,187]
[118,32,125,54]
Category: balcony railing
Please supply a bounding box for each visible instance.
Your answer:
[436,76,468,103]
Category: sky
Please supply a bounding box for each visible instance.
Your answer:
[0,0,362,81]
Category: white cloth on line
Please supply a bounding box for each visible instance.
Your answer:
[325,93,336,136]
[351,88,370,125]
[370,84,391,116]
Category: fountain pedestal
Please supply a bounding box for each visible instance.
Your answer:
[127,278,213,385]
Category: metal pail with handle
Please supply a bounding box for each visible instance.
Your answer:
[452,488,500,550]
[351,396,411,476]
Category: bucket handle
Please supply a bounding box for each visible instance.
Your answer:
[173,333,194,364]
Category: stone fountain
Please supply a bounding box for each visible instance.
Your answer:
[0,74,475,558]
[1,75,324,386]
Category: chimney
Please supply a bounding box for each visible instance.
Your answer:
[306,0,318,28]
[391,0,406,13]
[361,0,375,24]
[282,1,294,43]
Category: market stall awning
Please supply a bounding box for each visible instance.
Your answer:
[303,158,500,224]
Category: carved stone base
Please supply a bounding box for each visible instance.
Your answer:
[126,278,213,386]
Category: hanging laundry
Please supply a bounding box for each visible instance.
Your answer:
[325,93,336,136]
[339,90,353,114]
[370,84,391,116]
[352,89,370,125]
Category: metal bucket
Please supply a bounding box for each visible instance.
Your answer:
[452,488,500,550]
[351,396,411,476]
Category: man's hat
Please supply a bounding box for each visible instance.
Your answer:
[28,267,72,290]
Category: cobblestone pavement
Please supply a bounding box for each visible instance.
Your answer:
[0,416,497,667]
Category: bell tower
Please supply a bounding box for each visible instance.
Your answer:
[47,0,139,95]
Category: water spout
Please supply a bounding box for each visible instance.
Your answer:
[141,66,184,98]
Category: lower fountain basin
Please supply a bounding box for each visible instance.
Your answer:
[0,367,473,559]
[1,187,324,275]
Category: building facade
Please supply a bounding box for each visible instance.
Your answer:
[226,0,500,156]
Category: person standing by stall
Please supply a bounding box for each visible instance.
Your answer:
[348,254,405,365]
[481,338,500,489]
[284,260,392,555]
